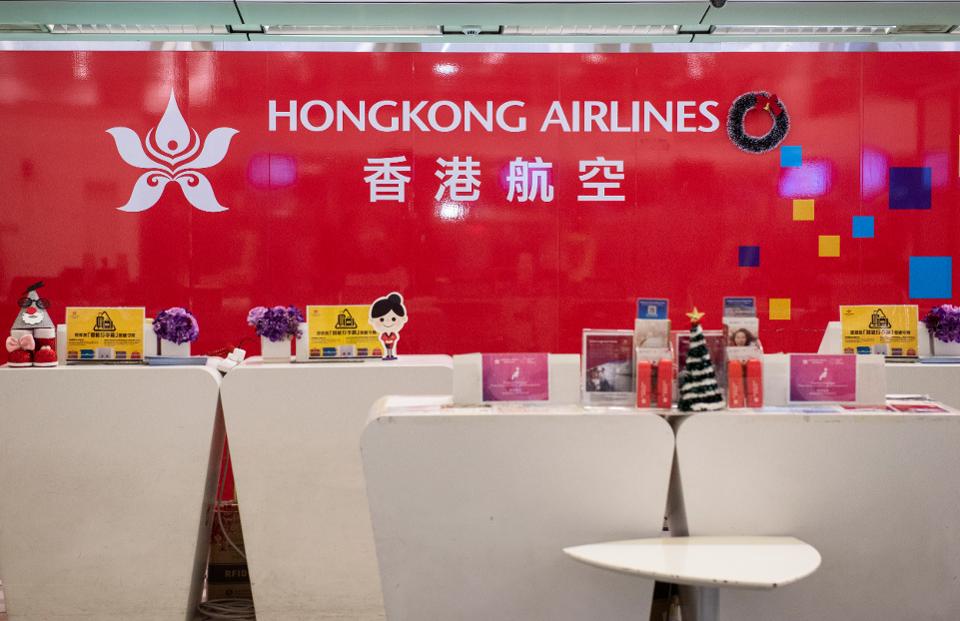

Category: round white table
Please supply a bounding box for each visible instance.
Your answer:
[564,536,821,620]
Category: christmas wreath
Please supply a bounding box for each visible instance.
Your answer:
[726,91,790,154]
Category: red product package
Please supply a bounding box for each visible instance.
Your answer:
[657,358,673,409]
[727,360,745,408]
[746,358,763,407]
[636,360,652,407]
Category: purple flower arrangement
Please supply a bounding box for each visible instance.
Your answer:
[247,305,304,342]
[923,304,960,343]
[152,307,199,345]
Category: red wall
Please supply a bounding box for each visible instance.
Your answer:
[0,50,956,359]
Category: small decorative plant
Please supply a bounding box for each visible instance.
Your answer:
[923,304,960,344]
[247,305,304,342]
[153,307,199,344]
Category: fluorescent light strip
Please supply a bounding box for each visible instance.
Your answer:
[712,25,893,36]
[502,25,680,36]
[48,24,228,35]
[0,24,48,33]
[891,25,955,34]
[263,25,443,36]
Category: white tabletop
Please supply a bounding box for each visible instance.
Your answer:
[564,536,821,590]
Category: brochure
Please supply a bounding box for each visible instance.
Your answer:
[582,329,635,404]
[723,296,757,318]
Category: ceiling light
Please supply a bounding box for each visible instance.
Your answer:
[48,24,228,35]
[890,25,955,34]
[262,25,443,36]
[711,25,893,36]
[0,24,48,33]
[501,25,680,36]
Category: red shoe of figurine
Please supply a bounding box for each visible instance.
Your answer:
[33,345,57,367]
[7,348,33,367]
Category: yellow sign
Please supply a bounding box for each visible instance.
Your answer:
[840,305,918,357]
[65,307,145,363]
[306,305,381,359]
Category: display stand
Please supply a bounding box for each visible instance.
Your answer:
[673,411,960,621]
[0,365,223,621]
[452,353,580,404]
[885,361,960,408]
[819,322,960,408]
[762,353,886,406]
[361,396,675,621]
[219,356,452,621]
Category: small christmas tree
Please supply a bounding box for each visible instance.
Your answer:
[678,307,725,412]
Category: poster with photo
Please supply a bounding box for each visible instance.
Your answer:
[582,330,635,402]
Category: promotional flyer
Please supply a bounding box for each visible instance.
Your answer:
[840,305,919,357]
[65,306,145,362]
[306,305,381,359]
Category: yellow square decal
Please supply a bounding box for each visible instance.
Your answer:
[792,199,814,221]
[769,298,791,321]
[818,235,840,257]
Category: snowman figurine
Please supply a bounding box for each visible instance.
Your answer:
[6,281,57,367]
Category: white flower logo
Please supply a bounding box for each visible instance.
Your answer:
[107,90,238,213]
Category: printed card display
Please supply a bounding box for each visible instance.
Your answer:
[723,297,757,318]
[637,298,669,320]
[635,298,670,349]
[582,330,635,403]
[789,354,857,402]
[65,307,145,363]
[306,305,381,359]
[482,353,549,402]
[840,305,918,357]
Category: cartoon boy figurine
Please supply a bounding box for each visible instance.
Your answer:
[7,281,57,367]
[369,292,408,361]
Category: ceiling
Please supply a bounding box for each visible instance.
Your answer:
[0,0,959,43]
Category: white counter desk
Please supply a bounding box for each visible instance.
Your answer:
[885,362,960,408]
[674,410,960,621]
[361,397,675,621]
[0,365,223,621]
[219,356,452,621]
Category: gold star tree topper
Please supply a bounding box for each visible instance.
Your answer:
[686,307,706,323]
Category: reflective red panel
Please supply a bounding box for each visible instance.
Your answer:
[0,51,956,360]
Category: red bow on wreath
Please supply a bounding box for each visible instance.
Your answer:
[754,93,783,117]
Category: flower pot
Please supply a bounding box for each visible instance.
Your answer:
[261,336,291,363]
[159,338,191,357]
[931,337,960,357]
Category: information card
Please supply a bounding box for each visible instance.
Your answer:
[482,353,549,402]
[840,305,918,357]
[790,354,857,402]
[306,305,381,359]
[65,307,145,363]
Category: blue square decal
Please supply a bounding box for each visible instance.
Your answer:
[889,167,931,210]
[909,256,952,299]
[852,216,875,239]
[780,146,802,168]
[739,246,760,267]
